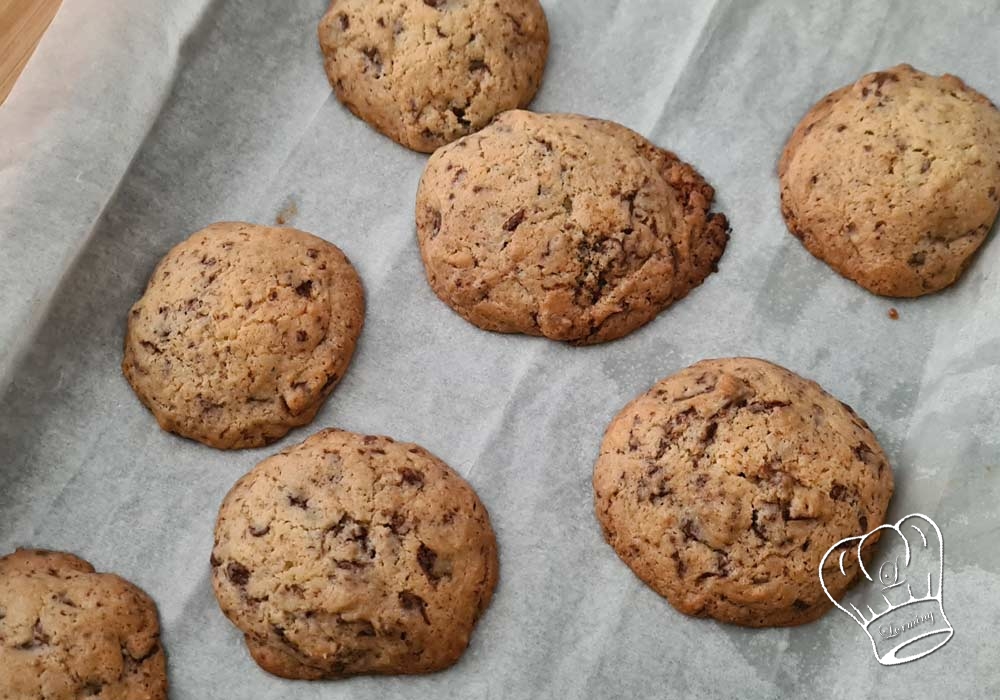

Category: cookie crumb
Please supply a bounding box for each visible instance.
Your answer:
[275,199,298,225]
[888,307,899,320]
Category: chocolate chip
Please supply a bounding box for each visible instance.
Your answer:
[450,106,471,128]
[386,512,408,534]
[920,159,931,173]
[296,330,308,342]
[289,494,309,509]
[294,280,313,298]
[337,13,349,30]
[210,553,221,567]
[399,591,431,624]
[307,248,319,258]
[793,598,811,611]
[226,562,250,586]
[859,514,869,532]
[747,400,791,413]
[400,468,424,487]
[423,0,444,7]
[336,559,367,571]
[503,208,526,231]
[671,551,687,578]
[362,47,383,76]
[249,523,270,537]
[426,208,441,237]
[16,620,50,649]
[853,442,875,465]
[469,59,489,73]
[417,543,440,581]
[829,484,847,501]
[907,251,925,267]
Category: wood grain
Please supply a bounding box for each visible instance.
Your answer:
[0,0,62,104]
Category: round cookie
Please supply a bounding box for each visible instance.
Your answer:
[415,110,729,344]
[122,222,364,450]
[592,358,894,627]
[318,0,549,153]
[0,549,167,699]
[210,428,498,678]
[779,64,1000,297]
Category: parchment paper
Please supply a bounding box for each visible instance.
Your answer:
[2,1,999,698]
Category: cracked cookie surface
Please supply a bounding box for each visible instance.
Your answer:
[0,549,166,700]
[122,222,364,450]
[593,358,894,627]
[210,428,498,678]
[415,110,729,344]
[779,64,1000,297]
[318,0,548,152]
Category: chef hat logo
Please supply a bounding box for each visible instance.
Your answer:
[818,513,953,666]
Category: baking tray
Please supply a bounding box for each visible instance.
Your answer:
[1,0,999,697]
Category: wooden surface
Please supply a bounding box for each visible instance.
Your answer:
[0,0,62,104]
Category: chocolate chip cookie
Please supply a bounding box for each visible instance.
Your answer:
[780,64,1000,296]
[415,110,729,344]
[211,428,498,678]
[0,549,167,699]
[318,0,549,152]
[593,358,894,627]
[122,222,364,450]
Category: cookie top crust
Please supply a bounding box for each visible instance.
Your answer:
[593,358,894,627]
[779,64,1000,296]
[0,549,167,700]
[122,222,364,450]
[416,110,729,344]
[211,428,498,678]
[319,0,549,152]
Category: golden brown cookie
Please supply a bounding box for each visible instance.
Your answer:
[318,0,549,153]
[0,549,167,699]
[593,358,894,627]
[122,222,364,450]
[415,111,729,344]
[779,64,1000,296]
[210,428,498,678]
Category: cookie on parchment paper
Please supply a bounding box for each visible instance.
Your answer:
[210,428,498,678]
[779,64,1000,297]
[0,548,167,699]
[319,0,549,152]
[416,110,729,344]
[122,222,364,450]
[593,358,893,627]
